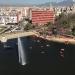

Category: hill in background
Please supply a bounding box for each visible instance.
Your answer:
[37,0,75,7]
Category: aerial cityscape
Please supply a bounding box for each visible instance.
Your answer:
[0,0,75,73]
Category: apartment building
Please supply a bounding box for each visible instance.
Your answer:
[30,7,55,25]
[0,6,30,25]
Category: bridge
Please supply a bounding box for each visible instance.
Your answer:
[0,31,75,45]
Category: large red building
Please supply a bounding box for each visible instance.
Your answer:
[31,10,55,25]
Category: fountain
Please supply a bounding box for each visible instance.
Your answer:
[18,37,27,66]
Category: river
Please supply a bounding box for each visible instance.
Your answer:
[0,36,75,73]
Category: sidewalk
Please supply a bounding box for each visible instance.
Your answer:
[37,34,75,45]
[0,31,75,45]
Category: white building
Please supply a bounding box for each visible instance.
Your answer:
[56,11,62,16]
[0,16,5,26]
[6,15,18,24]
[0,15,18,26]
[0,7,28,26]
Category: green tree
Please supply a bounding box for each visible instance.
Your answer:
[45,22,53,30]
[56,13,72,28]
[18,18,35,31]
[24,23,35,31]
[72,26,75,36]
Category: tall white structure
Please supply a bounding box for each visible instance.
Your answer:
[18,37,27,66]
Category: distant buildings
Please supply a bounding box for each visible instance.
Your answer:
[0,5,75,26]
[0,6,55,26]
[0,15,18,25]
[54,4,75,15]
[30,8,55,25]
[0,6,30,26]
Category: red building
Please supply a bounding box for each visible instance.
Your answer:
[31,10,55,25]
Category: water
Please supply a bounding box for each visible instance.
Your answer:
[0,36,75,73]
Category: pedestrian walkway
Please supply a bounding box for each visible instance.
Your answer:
[0,31,37,42]
[36,35,75,45]
[0,31,75,45]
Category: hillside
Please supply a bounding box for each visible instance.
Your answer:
[37,0,75,7]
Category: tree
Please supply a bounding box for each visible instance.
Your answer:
[72,26,75,36]
[18,17,35,31]
[56,13,73,28]
[45,22,53,30]
[24,23,35,31]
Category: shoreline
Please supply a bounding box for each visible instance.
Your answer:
[0,31,75,45]
[35,33,75,45]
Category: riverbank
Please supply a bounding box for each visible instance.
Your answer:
[35,33,75,45]
[0,31,75,45]
[0,31,37,41]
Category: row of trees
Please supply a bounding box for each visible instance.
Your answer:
[18,13,75,36]
[55,13,75,35]
[18,18,35,31]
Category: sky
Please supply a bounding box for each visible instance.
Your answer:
[0,0,64,4]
